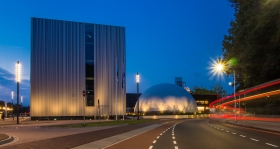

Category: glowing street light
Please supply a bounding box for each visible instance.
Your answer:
[15,61,21,124]
[212,59,237,122]
[136,72,140,120]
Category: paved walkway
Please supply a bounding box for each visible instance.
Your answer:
[226,119,280,132]
[73,124,161,149]
[0,120,167,149]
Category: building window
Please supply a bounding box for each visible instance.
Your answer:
[86,32,93,42]
[85,25,94,106]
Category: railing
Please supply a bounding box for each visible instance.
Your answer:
[210,78,280,109]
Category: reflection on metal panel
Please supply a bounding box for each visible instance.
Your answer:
[31,18,125,117]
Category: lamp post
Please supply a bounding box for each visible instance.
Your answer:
[228,70,236,122]
[83,90,86,126]
[213,60,236,122]
[136,72,140,120]
[21,95,23,119]
[233,70,236,122]
[15,61,21,124]
[11,90,14,120]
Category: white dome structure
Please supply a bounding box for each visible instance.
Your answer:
[135,83,198,113]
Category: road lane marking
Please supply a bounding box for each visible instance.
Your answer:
[172,133,174,135]
[153,140,156,143]
[175,146,178,149]
[232,132,236,134]
[173,137,175,139]
[250,138,259,141]
[157,136,159,139]
[173,141,177,144]
[266,143,278,147]
[226,130,229,132]
[240,135,246,137]
[149,146,153,149]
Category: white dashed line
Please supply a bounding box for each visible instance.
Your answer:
[153,140,156,143]
[232,132,236,134]
[160,133,162,135]
[250,138,259,141]
[149,146,153,149]
[173,137,175,139]
[240,135,246,137]
[266,143,278,147]
[175,146,179,149]
[172,133,174,136]
[173,141,177,144]
[157,136,159,139]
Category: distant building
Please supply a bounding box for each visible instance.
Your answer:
[191,94,218,113]
[133,83,198,114]
[126,93,141,113]
[126,93,217,114]
[31,18,126,119]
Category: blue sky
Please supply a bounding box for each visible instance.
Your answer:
[0,0,235,106]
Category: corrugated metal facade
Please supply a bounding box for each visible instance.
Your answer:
[31,18,126,117]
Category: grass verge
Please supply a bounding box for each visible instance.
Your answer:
[47,119,157,128]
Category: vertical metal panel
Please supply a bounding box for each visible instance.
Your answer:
[93,24,126,116]
[31,18,125,117]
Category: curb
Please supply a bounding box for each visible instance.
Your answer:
[225,120,280,134]
[0,134,18,147]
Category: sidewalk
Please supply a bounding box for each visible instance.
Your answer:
[226,119,280,133]
[0,119,168,149]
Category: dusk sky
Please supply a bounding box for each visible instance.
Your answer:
[0,0,235,106]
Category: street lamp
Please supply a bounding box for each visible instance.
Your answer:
[15,61,21,124]
[11,90,14,120]
[136,72,140,120]
[21,95,23,119]
[213,60,237,122]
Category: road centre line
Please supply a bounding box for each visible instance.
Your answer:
[232,132,236,134]
[149,146,153,149]
[173,137,175,139]
[175,146,178,149]
[153,140,156,143]
[240,135,246,137]
[250,138,259,141]
[157,136,159,139]
[173,141,177,144]
[266,143,278,147]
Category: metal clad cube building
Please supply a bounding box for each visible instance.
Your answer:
[30,18,126,119]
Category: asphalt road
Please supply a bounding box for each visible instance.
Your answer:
[151,119,280,149]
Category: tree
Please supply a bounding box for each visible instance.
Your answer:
[222,0,280,90]
[192,86,215,94]
[192,83,227,97]
[211,83,227,97]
